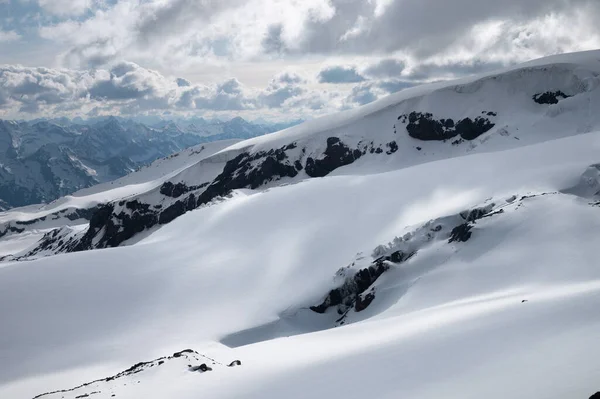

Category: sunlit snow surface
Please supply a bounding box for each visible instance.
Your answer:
[1,51,600,399]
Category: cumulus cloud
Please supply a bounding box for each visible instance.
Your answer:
[88,62,167,101]
[194,78,257,111]
[0,65,83,113]
[258,72,307,108]
[5,0,600,120]
[364,59,406,78]
[0,63,337,118]
[318,65,365,83]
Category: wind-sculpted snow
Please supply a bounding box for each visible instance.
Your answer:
[308,202,500,324]
[3,127,600,398]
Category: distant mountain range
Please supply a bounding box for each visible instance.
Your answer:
[0,116,301,209]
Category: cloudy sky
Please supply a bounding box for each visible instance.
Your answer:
[1,0,599,121]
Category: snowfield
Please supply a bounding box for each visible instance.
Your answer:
[1,51,600,399]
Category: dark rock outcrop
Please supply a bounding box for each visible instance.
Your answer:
[310,250,413,316]
[159,181,209,198]
[398,112,495,141]
[305,137,362,178]
[0,225,24,238]
[386,141,398,154]
[70,201,158,250]
[160,182,190,198]
[26,136,402,257]
[189,364,212,372]
[158,194,197,225]
[196,143,299,207]
[533,90,571,104]
[354,291,376,312]
[448,223,473,243]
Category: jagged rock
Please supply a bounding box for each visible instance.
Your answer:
[172,349,195,357]
[26,135,404,257]
[533,90,571,104]
[310,260,389,314]
[189,364,212,372]
[455,117,496,140]
[460,204,494,222]
[160,182,190,198]
[386,141,398,154]
[399,112,495,141]
[196,144,299,208]
[0,225,24,238]
[305,137,362,178]
[449,223,472,243]
[354,291,376,312]
[158,194,196,225]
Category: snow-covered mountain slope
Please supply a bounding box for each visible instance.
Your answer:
[2,51,600,399]
[0,139,239,258]
[5,50,600,261]
[2,129,600,399]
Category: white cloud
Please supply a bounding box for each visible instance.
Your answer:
[0,62,345,119]
[3,0,600,120]
[0,30,21,42]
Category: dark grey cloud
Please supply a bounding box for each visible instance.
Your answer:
[318,65,365,83]
[276,72,306,85]
[262,24,287,55]
[176,78,191,87]
[260,86,304,108]
[88,63,156,100]
[364,59,406,78]
[89,80,151,100]
[346,83,378,105]
[175,87,199,108]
